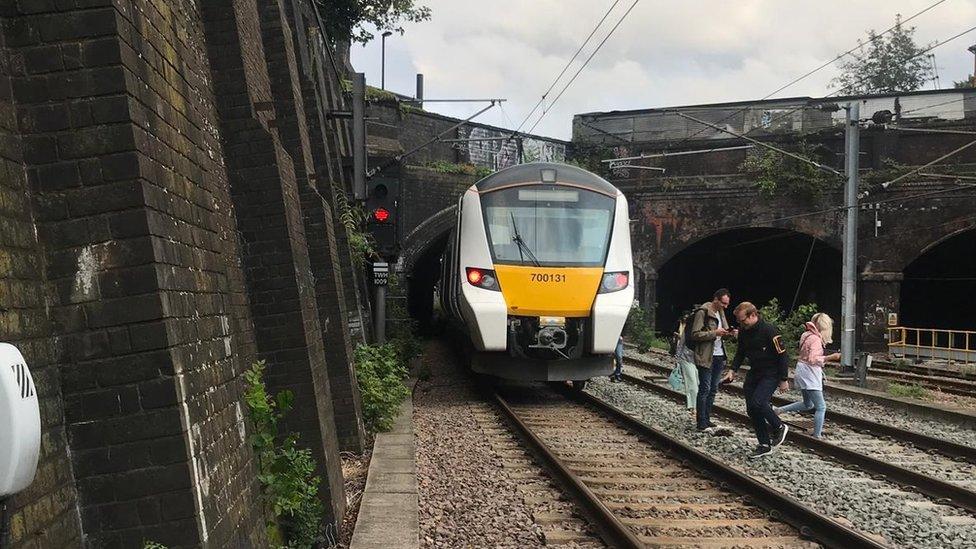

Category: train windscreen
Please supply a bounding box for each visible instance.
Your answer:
[480,185,615,267]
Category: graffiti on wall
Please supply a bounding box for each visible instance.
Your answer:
[453,126,566,171]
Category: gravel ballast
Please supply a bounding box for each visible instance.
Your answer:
[628,349,976,449]
[415,342,601,548]
[588,371,976,549]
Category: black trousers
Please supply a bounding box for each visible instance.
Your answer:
[743,371,784,447]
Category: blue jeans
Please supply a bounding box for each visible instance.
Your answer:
[743,372,784,447]
[612,340,623,377]
[695,355,725,429]
[778,389,826,438]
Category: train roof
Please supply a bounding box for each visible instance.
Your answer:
[474,162,618,196]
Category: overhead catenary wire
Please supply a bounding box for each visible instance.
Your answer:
[662,0,950,150]
[881,138,976,188]
[527,0,641,135]
[506,0,623,143]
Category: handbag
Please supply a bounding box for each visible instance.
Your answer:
[667,364,685,392]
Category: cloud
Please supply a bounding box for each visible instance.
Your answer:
[352,0,976,140]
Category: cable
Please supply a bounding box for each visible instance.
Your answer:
[752,22,976,137]
[511,0,623,138]
[882,138,976,189]
[790,235,818,312]
[527,0,641,134]
[662,0,949,150]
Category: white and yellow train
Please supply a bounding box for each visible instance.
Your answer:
[440,162,634,385]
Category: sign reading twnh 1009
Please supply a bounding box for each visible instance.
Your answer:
[372,262,389,286]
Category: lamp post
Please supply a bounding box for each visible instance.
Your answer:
[381,31,393,90]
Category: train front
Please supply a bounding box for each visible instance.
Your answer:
[458,163,634,381]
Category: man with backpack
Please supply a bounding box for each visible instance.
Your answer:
[687,288,736,433]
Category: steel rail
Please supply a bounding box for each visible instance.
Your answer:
[492,392,644,549]
[574,390,887,549]
[621,372,976,515]
[625,357,976,464]
[495,387,885,548]
[867,367,976,398]
[872,359,976,382]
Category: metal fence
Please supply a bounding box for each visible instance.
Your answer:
[888,326,976,365]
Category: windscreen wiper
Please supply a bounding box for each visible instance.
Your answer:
[510,212,541,267]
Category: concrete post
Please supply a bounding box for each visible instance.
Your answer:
[841,102,860,372]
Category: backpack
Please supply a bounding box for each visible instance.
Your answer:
[669,308,697,356]
[682,307,703,348]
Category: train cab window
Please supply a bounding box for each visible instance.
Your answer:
[481,184,615,267]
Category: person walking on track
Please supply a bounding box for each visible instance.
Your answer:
[673,312,699,419]
[774,313,840,439]
[610,336,624,382]
[722,301,789,458]
[688,288,734,433]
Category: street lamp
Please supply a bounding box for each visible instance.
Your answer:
[381,31,393,90]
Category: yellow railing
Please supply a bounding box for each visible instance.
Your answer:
[887,326,976,365]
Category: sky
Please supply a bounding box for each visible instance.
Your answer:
[350,0,976,141]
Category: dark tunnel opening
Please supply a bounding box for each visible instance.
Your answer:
[900,229,976,330]
[406,235,449,334]
[655,228,842,335]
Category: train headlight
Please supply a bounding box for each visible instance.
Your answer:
[598,271,629,293]
[466,267,500,291]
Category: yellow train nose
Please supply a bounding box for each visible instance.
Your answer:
[493,265,604,317]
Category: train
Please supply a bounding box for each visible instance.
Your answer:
[439,162,634,388]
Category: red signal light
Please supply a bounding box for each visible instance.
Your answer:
[372,208,390,223]
[467,268,483,285]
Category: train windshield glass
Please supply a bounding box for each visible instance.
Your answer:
[481,185,615,267]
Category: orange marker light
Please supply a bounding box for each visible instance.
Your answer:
[467,268,483,285]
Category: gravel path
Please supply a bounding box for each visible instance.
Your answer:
[627,348,976,449]
[414,341,600,548]
[587,374,976,549]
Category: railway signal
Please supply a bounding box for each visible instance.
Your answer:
[366,177,399,258]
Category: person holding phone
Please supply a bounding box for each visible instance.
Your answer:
[688,288,733,433]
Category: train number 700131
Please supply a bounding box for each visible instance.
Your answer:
[530,273,566,283]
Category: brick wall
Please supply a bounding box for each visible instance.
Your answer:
[0,0,364,546]
[199,0,346,529]
[257,0,364,453]
[0,24,84,547]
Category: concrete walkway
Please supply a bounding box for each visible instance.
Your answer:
[350,393,418,549]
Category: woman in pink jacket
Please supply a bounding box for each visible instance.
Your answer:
[773,313,840,439]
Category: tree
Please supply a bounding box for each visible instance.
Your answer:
[830,15,933,95]
[317,0,431,46]
[954,76,975,89]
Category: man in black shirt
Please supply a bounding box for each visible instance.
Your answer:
[722,301,789,458]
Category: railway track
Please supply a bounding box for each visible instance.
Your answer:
[494,385,885,548]
[624,356,976,463]
[620,359,976,516]
[865,366,976,399]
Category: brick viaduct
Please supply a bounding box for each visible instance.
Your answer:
[395,91,976,349]
[1,1,372,546]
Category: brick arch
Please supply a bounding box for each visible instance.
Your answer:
[400,205,456,273]
[899,223,976,272]
[649,223,841,272]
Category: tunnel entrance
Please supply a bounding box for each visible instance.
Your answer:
[405,234,449,334]
[900,229,976,330]
[655,228,842,334]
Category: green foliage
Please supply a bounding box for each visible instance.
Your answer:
[244,361,325,548]
[143,543,167,549]
[386,274,424,363]
[365,85,397,102]
[860,158,919,190]
[332,186,376,268]
[565,143,613,175]
[954,76,975,89]
[417,160,492,179]
[758,298,820,360]
[318,0,432,46]
[739,143,838,199]
[355,343,410,433]
[830,16,933,94]
[625,305,669,353]
[887,382,928,400]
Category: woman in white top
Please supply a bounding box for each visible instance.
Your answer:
[774,313,840,439]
